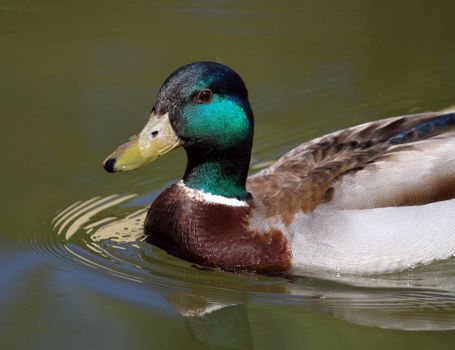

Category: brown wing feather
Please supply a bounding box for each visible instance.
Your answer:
[247,112,454,220]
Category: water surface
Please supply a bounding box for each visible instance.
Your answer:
[2,1,455,349]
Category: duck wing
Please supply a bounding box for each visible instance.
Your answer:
[247,112,455,220]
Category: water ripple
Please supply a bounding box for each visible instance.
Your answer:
[45,193,455,331]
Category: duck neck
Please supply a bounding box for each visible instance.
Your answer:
[182,145,252,200]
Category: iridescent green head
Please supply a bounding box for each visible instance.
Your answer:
[104,62,254,200]
[155,62,254,154]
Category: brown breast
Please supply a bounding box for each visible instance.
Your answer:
[144,184,291,273]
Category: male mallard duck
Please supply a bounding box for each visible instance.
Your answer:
[103,62,455,275]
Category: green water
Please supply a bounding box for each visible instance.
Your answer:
[2,0,455,349]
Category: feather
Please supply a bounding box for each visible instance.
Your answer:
[248,112,455,218]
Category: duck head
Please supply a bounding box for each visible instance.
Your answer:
[103,62,254,200]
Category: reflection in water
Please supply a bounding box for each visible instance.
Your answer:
[171,295,253,350]
[184,305,253,350]
[49,194,455,335]
[52,194,138,239]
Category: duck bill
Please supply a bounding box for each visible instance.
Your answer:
[103,113,181,173]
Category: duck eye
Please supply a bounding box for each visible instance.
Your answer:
[196,89,213,103]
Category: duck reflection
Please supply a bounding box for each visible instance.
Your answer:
[170,295,253,350]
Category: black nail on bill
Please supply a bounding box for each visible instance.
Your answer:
[103,157,116,173]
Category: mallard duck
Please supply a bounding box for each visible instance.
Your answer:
[103,62,455,275]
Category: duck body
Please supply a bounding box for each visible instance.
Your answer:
[104,62,455,275]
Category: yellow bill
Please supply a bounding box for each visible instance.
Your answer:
[103,113,181,172]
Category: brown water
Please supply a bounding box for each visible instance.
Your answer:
[2,1,455,349]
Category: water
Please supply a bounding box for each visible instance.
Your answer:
[2,0,455,349]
